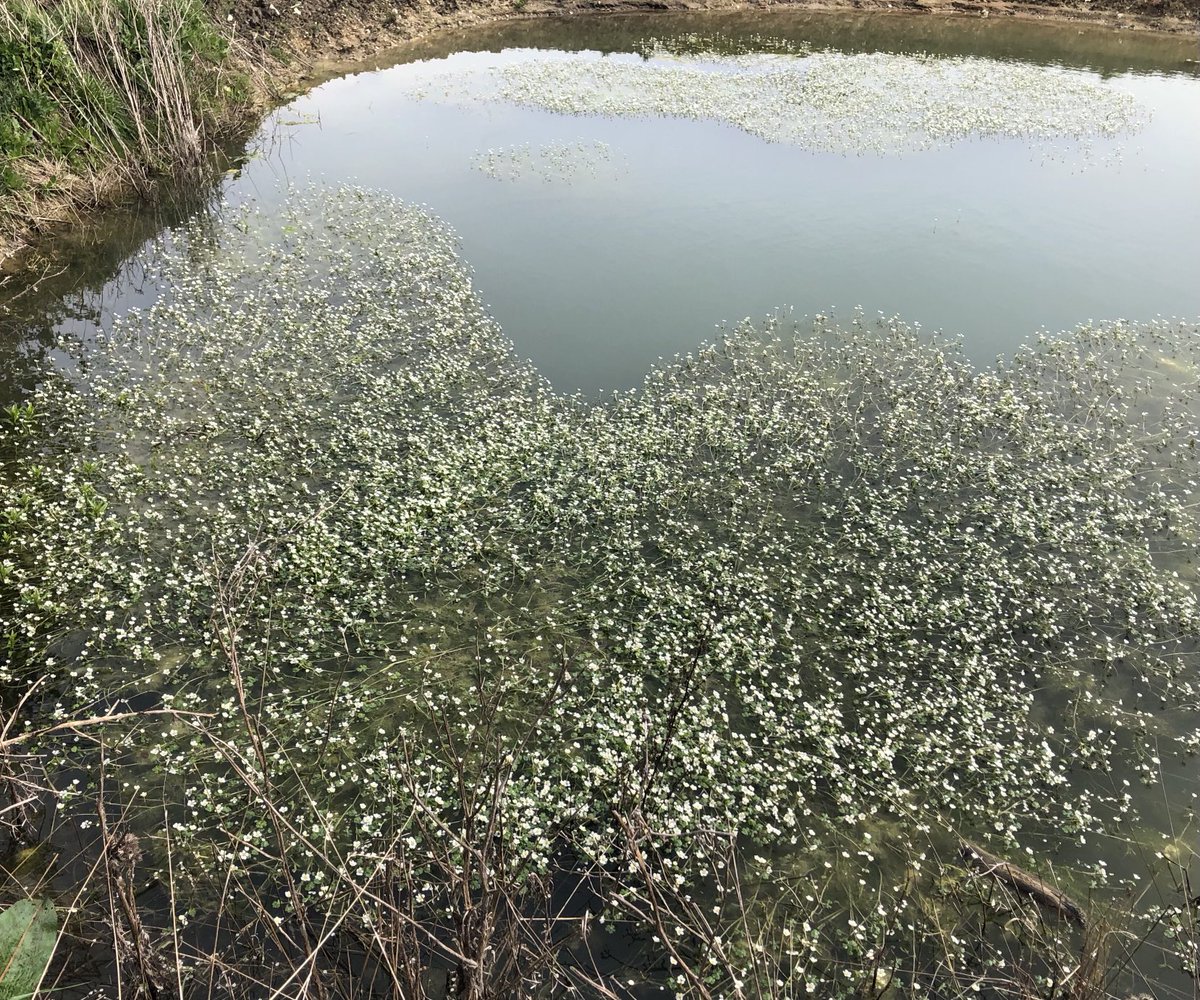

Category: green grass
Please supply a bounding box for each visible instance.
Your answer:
[0,0,261,247]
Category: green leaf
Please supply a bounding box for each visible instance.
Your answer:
[0,899,57,1000]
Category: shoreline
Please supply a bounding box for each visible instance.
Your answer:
[186,0,1200,103]
[256,0,1199,74]
[0,0,1195,278]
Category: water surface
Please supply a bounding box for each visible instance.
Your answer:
[3,10,1199,395]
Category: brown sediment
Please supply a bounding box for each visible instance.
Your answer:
[232,0,1199,68]
[959,839,1088,928]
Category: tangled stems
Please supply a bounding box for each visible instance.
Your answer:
[2,187,1198,995]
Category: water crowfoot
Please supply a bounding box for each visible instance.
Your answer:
[472,140,623,184]
[413,48,1146,157]
[2,186,1197,996]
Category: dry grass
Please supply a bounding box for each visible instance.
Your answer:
[0,0,270,265]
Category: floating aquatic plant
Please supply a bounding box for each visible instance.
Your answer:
[472,139,622,183]
[632,30,811,60]
[414,48,1145,156]
[2,187,1197,995]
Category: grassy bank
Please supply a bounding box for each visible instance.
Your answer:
[0,0,263,265]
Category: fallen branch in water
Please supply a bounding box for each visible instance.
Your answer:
[959,840,1088,929]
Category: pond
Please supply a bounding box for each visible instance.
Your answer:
[3,10,1200,396]
[2,10,1200,1000]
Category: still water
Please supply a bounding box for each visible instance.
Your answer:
[2,10,1199,396]
[3,13,1200,996]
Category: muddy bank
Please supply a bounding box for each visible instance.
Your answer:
[233,0,1197,73]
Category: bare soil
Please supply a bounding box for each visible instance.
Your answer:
[222,0,1198,77]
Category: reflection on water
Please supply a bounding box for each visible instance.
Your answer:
[0,186,224,404]
[337,10,1200,79]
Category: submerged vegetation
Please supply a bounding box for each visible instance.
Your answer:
[2,187,1199,995]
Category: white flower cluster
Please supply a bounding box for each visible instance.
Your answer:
[472,139,622,183]
[2,187,1196,993]
[438,48,1146,155]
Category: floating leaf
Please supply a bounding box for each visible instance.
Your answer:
[0,899,57,1000]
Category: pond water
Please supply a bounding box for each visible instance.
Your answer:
[3,11,1200,396]
[3,11,1200,999]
